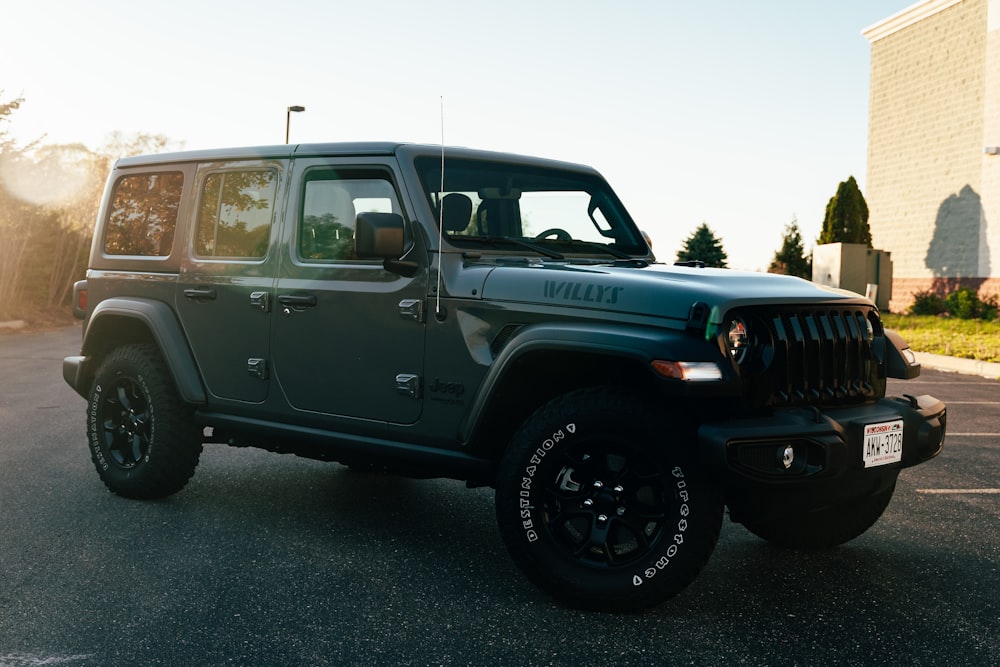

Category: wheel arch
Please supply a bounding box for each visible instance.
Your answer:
[78,298,206,404]
[459,322,715,459]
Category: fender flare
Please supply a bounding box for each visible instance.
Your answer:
[884,329,921,380]
[82,297,207,404]
[457,321,732,443]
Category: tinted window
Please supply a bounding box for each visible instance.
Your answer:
[195,170,277,258]
[104,172,183,256]
[299,170,401,262]
[415,157,647,256]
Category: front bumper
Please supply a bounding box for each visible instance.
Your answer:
[698,394,946,518]
[63,355,92,399]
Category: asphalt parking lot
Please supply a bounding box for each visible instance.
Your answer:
[0,326,997,666]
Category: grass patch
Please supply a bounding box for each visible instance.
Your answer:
[882,314,1000,363]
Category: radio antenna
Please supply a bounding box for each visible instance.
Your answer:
[436,95,445,318]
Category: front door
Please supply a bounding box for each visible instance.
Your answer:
[270,159,426,424]
[175,161,284,403]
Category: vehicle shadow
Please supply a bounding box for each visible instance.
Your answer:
[60,447,997,665]
[138,445,995,624]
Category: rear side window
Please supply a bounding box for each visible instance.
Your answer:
[104,172,184,256]
[195,170,277,259]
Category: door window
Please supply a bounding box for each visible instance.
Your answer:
[298,170,401,262]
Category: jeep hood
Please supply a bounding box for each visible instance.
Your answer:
[478,262,869,324]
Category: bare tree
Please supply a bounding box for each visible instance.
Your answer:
[0,116,182,320]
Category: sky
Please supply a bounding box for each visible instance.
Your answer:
[1,0,915,270]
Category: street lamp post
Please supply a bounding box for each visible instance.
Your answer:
[286,105,305,144]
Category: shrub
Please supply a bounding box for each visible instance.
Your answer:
[908,290,946,316]
[943,286,998,320]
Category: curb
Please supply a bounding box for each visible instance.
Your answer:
[914,351,1000,380]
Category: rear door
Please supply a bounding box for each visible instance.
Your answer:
[270,158,427,425]
[175,160,285,403]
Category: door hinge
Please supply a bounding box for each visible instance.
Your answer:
[395,373,421,399]
[247,358,268,380]
[398,298,424,323]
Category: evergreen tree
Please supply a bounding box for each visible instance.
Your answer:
[676,223,728,268]
[818,175,871,246]
[768,218,811,278]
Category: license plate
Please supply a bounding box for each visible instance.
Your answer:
[863,419,904,467]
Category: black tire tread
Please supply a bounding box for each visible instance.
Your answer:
[88,344,202,499]
[495,386,723,611]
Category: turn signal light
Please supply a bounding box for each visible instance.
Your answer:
[651,360,722,381]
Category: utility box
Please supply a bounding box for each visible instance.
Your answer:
[812,243,893,311]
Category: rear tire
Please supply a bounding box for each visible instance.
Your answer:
[495,387,723,611]
[740,480,897,548]
[87,344,202,499]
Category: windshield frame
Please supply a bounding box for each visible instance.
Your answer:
[408,150,652,260]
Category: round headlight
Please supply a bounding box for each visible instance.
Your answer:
[728,318,750,363]
[865,317,875,343]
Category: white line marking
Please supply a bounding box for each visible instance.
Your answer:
[916,489,1000,494]
[894,380,998,385]
[940,401,1000,405]
[0,655,94,667]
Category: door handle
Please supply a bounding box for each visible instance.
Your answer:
[183,287,217,300]
[277,294,318,308]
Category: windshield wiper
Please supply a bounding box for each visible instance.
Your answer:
[465,236,565,260]
[556,239,633,259]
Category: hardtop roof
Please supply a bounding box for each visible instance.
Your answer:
[111,142,600,175]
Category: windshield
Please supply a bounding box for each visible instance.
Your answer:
[415,156,648,257]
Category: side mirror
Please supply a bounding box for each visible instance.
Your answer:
[356,212,405,259]
[355,211,419,277]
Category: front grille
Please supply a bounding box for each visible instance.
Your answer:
[738,307,883,408]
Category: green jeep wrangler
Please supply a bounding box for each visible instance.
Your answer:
[63,142,946,610]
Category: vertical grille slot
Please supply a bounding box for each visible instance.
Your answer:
[753,307,878,408]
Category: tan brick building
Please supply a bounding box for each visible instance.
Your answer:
[865,0,1000,311]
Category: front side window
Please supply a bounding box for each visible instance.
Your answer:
[298,169,401,262]
[195,170,277,258]
[415,157,647,257]
[104,171,183,256]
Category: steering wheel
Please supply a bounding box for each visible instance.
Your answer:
[534,228,572,241]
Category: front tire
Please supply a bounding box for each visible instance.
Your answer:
[740,480,897,548]
[495,387,723,611]
[87,344,202,499]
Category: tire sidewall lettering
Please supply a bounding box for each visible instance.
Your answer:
[519,424,574,544]
[88,360,156,471]
[633,467,690,587]
[515,419,692,586]
[137,371,154,461]
[88,382,108,471]
[497,389,723,610]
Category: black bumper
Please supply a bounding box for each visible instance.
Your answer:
[698,394,946,518]
[63,355,91,399]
